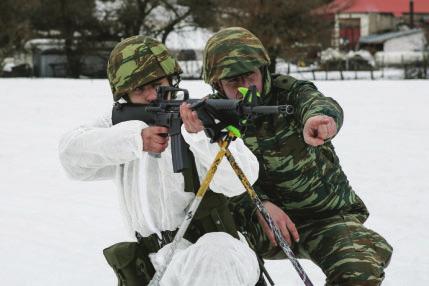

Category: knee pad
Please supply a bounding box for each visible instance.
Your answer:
[162,232,260,286]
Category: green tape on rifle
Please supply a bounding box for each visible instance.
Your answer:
[226,125,241,138]
[238,87,260,103]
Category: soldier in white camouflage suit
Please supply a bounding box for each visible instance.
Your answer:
[59,35,260,286]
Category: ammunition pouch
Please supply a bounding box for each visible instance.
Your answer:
[103,241,155,286]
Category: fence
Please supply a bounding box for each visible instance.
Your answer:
[179,61,428,81]
[277,53,429,80]
[277,66,428,81]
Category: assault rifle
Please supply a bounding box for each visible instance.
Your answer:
[111,85,293,173]
[112,86,192,173]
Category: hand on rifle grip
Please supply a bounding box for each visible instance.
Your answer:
[141,126,169,153]
[180,102,204,133]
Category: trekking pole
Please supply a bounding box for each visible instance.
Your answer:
[148,132,235,286]
[224,148,314,286]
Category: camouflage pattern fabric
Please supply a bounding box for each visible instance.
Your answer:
[203,27,270,85]
[217,74,364,223]
[107,35,182,101]
[234,198,392,286]
[214,74,393,285]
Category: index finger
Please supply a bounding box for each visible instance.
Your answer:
[279,222,292,246]
[257,211,277,246]
[322,115,336,125]
[152,126,169,134]
[284,216,299,242]
[180,103,192,118]
[317,117,331,126]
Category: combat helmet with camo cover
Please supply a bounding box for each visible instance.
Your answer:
[203,27,271,96]
[107,35,182,101]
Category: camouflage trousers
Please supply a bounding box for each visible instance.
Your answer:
[237,210,393,286]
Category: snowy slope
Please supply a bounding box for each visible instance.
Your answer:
[0,78,428,285]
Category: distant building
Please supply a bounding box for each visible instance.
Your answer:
[324,0,429,50]
[165,27,213,78]
[24,39,115,78]
[359,28,427,53]
[165,27,212,55]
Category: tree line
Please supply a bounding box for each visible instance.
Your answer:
[0,0,334,77]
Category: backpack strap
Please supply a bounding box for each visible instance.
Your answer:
[181,144,200,194]
[181,143,239,240]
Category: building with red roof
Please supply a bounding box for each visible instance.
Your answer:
[323,0,429,49]
[328,0,429,17]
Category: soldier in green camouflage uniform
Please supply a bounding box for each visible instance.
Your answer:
[203,27,393,286]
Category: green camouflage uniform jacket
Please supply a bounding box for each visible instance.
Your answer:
[219,74,369,225]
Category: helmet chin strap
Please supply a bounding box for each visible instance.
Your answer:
[260,65,271,98]
[119,94,130,103]
[172,74,181,88]
[211,82,228,99]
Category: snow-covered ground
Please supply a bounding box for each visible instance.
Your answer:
[0,78,428,285]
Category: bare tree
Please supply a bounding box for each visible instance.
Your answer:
[99,0,192,43]
[1,0,193,77]
[113,0,161,37]
[182,0,335,71]
[31,0,102,77]
[157,0,192,43]
[0,0,38,71]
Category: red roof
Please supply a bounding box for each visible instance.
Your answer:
[326,0,429,17]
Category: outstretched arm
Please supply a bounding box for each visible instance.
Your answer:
[276,75,343,140]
